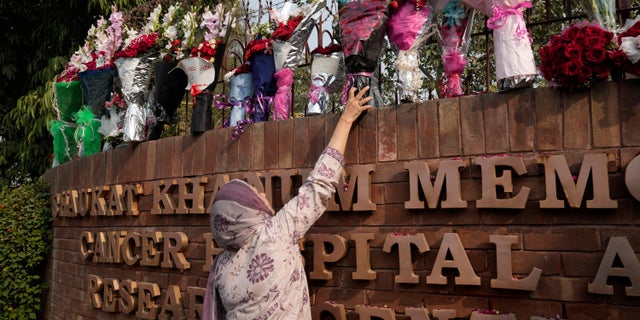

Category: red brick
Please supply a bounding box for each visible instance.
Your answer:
[563,90,591,149]
[250,122,265,170]
[358,108,378,163]
[620,79,640,146]
[460,95,485,156]
[293,117,310,168]
[565,303,640,320]
[397,103,418,161]
[264,120,279,169]
[345,120,359,165]
[482,93,509,154]
[591,81,621,148]
[181,134,196,177]
[223,128,239,172]
[523,227,601,251]
[361,204,418,226]
[438,98,461,157]
[203,130,217,174]
[561,252,601,277]
[236,123,252,171]
[378,106,398,162]
[535,87,562,151]
[417,100,439,159]
[507,88,535,152]
[278,119,294,169]
[215,128,228,173]
[531,276,601,303]
[324,112,339,146]
[307,114,326,164]
[191,133,207,176]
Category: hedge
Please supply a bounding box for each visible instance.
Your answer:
[0,179,52,320]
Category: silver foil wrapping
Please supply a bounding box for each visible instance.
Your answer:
[228,73,253,126]
[115,55,157,142]
[396,49,424,103]
[307,52,342,115]
[273,0,327,70]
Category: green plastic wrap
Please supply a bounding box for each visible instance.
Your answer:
[55,81,83,122]
[74,106,103,157]
[48,119,77,165]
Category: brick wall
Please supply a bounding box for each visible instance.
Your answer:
[42,79,640,320]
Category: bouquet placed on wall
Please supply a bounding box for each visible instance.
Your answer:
[539,21,625,90]
[307,44,343,115]
[147,3,189,140]
[462,0,537,91]
[113,3,164,142]
[70,5,123,116]
[616,16,640,76]
[245,22,276,123]
[388,0,434,102]
[178,3,233,134]
[98,91,127,150]
[575,0,617,32]
[221,64,254,128]
[435,0,475,98]
[339,0,390,108]
[270,0,327,120]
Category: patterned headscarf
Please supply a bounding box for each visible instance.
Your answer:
[209,179,273,250]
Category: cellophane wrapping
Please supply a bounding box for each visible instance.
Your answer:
[388,1,434,102]
[48,119,77,166]
[54,81,84,122]
[229,72,254,127]
[74,106,103,157]
[339,0,389,107]
[307,52,342,115]
[250,52,277,122]
[78,67,114,117]
[464,0,536,91]
[115,55,157,142]
[436,0,475,98]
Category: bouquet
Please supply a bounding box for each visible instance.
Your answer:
[70,6,123,116]
[463,0,537,91]
[270,0,328,120]
[307,44,343,115]
[435,0,475,98]
[148,4,189,140]
[388,0,434,102]
[616,16,640,76]
[74,106,102,157]
[339,0,390,108]
[179,4,233,134]
[539,21,623,90]
[246,34,276,123]
[50,74,83,166]
[98,91,127,150]
[221,64,254,128]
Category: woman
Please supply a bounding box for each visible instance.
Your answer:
[202,86,373,319]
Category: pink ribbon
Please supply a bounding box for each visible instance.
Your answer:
[487,3,532,42]
[255,93,273,116]
[308,84,329,105]
[340,72,372,104]
[273,68,294,120]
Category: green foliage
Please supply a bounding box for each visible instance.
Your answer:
[0,179,52,320]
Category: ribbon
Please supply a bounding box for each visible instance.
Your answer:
[340,72,372,104]
[273,68,295,120]
[308,84,329,105]
[255,93,274,115]
[487,3,532,42]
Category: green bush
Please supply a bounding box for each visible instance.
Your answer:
[0,180,52,320]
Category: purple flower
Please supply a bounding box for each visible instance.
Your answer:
[247,253,275,284]
[212,214,231,232]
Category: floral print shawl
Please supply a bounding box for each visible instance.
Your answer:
[202,147,345,319]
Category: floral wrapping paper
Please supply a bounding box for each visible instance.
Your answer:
[463,0,537,91]
[307,52,343,115]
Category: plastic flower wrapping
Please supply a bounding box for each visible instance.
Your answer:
[220,64,254,128]
[307,44,344,115]
[388,0,434,102]
[245,35,276,123]
[463,0,537,91]
[617,16,640,76]
[435,0,475,98]
[74,106,103,157]
[180,4,234,134]
[576,0,617,32]
[339,0,390,108]
[269,0,327,120]
[539,21,624,90]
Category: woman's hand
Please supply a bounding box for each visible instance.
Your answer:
[341,86,373,124]
[326,86,374,155]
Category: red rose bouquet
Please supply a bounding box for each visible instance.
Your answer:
[540,21,624,90]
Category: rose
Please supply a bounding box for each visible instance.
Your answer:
[608,50,628,67]
[584,47,606,63]
[564,43,582,60]
[562,60,581,76]
[578,65,592,82]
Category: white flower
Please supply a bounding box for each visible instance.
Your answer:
[143,4,162,34]
[621,35,640,64]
